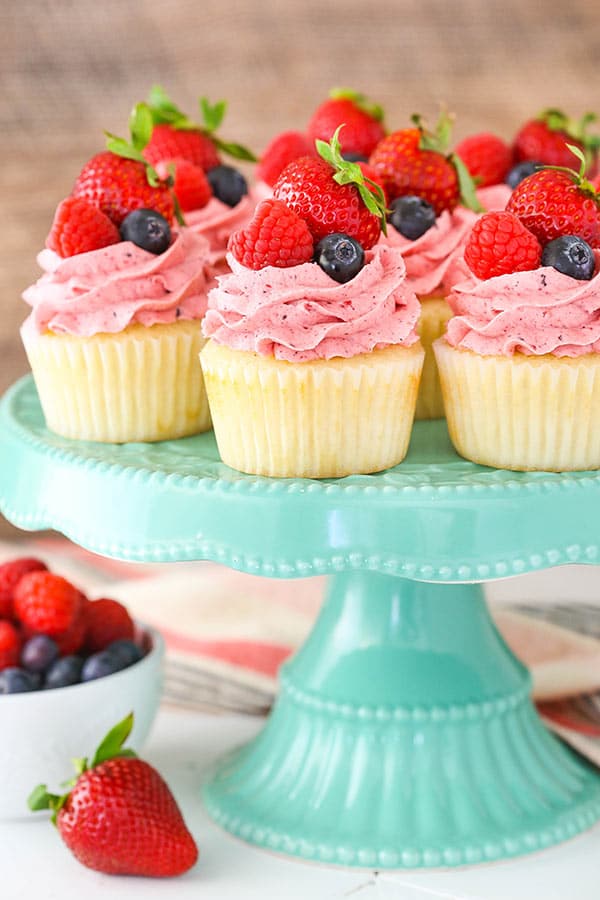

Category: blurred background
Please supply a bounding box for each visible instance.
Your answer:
[1,0,599,537]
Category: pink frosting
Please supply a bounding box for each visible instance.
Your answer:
[185,186,267,264]
[22,228,211,338]
[381,185,512,297]
[202,244,420,362]
[445,253,600,357]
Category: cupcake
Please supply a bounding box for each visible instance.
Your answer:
[22,107,213,443]
[201,136,423,478]
[434,157,600,471]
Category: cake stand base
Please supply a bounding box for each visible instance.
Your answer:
[203,572,600,868]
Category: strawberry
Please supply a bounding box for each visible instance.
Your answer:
[513,109,600,172]
[85,598,135,653]
[464,211,542,279]
[454,132,512,188]
[0,557,47,619]
[507,146,600,247]
[144,85,255,172]
[156,158,212,212]
[274,127,386,250]
[29,714,198,877]
[229,198,314,270]
[46,197,120,258]
[0,621,21,671]
[307,88,386,158]
[13,571,83,638]
[256,130,316,187]
[369,112,481,215]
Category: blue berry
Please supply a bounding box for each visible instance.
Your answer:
[0,667,39,694]
[342,152,369,163]
[207,165,248,207]
[120,209,171,254]
[44,655,84,689]
[505,160,541,189]
[541,235,596,281]
[20,634,59,673]
[81,650,127,682]
[314,233,365,283]
[107,639,143,668]
[388,196,436,240]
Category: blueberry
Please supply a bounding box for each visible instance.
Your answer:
[44,655,84,689]
[541,235,596,281]
[120,209,171,254]
[107,639,143,668]
[341,151,369,163]
[20,634,59,673]
[388,196,436,240]
[81,650,127,682]
[505,160,541,189]
[314,233,365,283]
[0,667,39,694]
[207,165,248,207]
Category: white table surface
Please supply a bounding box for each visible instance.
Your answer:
[3,566,600,899]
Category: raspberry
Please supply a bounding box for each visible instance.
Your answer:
[464,211,542,280]
[229,199,314,270]
[46,197,121,258]
[454,132,512,188]
[0,621,21,671]
[144,123,221,172]
[85,598,135,653]
[256,131,316,187]
[55,612,87,656]
[156,158,212,212]
[13,572,83,638]
[0,557,47,619]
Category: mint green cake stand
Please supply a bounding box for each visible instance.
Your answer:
[2,375,600,869]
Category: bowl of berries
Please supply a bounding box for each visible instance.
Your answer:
[0,557,164,819]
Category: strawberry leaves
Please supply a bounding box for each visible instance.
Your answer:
[412,111,483,212]
[105,103,162,187]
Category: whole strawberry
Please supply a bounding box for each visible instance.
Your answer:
[513,108,599,171]
[307,88,386,158]
[454,132,512,188]
[464,211,542,279]
[507,146,600,247]
[29,714,198,877]
[369,112,481,215]
[274,126,386,249]
[256,130,317,187]
[229,199,314,270]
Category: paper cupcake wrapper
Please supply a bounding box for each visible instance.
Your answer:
[434,338,600,471]
[23,320,211,443]
[200,341,424,478]
[415,297,452,421]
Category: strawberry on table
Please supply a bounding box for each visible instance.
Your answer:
[454,132,512,188]
[29,714,198,877]
[513,108,600,172]
[307,88,386,159]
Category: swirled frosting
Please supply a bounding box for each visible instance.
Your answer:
[22,228,211,338]
[381,185,512,297]
[445,253,600,357]
[202,243,420,362]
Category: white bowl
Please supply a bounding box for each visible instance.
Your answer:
[0,624,164,820]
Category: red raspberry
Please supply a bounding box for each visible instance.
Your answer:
[454,132,512,188]
[0,621,21,671]
[85,598,135,653]
[464,211,542,280]
[0,557,47,619]
[144,123,221,172]
[156,158,212,212]
[55,612,87,656]
[13,572,83,638]
[229,199,314,270]
[46,197,121,258]
[256,131,316,187]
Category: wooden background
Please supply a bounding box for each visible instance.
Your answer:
[1,0,599,538]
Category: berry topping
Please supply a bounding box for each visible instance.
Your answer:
[120,208,172,254]
[84,597,135,654]
[274,127,386,250]
[505,160,541,189]
[156,158,211,212]
[46,197,120,258]
[506,146,600,247]
[229,198,314,270]
[0,557,47,619]
[256,130,316,187]
[13,571,83,638]
[0,667,39,694]
[0,621,21,671]
[388,195,436,240]
[207,164,248,207]
[314,233,365,283]
[29,714,198,877]
[307,88,386,158]
[21,634,59,673]
[513,109,600,171]
[464,211,542,280]
[454,132,512,188]
[44,655,84,690]
[342,151,369,163]
[541,235,596,280]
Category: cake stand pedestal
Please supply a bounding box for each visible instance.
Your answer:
[1,375,600,869]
